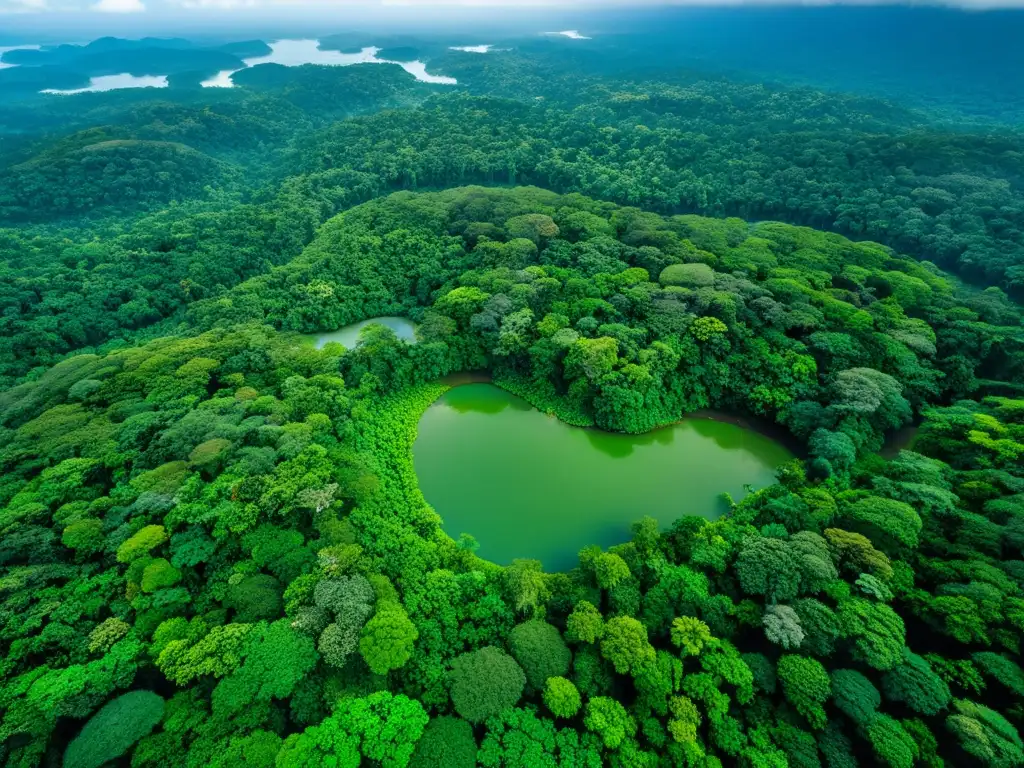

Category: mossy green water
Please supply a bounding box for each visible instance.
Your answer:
[413,384,793,570]
[308,316,416,350]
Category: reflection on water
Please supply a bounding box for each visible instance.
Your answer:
[440,370,492,387]
[202,39,457,88]
[585,423,677,459]
[43,73,168,94]
[585,430,636,458]
[446,394,510,416]
[444,385,531,415]
[689,417,759,451]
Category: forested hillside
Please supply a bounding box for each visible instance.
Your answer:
[3,48,1024,389]
[3,186,1024,767]
[3,138,230,216]
[2,25,1024,768]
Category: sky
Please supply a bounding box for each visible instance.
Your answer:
[0,0,575,41]
[2,0,1024,13]
[0,0,1022,41]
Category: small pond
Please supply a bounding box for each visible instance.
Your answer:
[308,316,417,350]
[413,383,793,570]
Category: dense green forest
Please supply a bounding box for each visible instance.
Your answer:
[3,22,1024,768]
[4,184,1024,767]
[3,46,1024,388]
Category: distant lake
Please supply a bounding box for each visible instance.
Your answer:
[308,316,417,350]
[198,69,236,88]
[43,73,168,94]
[201,39,457,88]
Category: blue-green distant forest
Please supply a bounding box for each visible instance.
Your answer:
[3,7,1024,768]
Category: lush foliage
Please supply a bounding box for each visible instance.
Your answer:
[2,185,1024,766]
[63,690,165,768]
[2,26,1024,767]
[4,33,1024,389]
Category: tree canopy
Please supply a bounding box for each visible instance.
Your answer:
[1,27,1024,767]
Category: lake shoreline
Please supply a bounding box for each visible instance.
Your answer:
[414,380,794,569]
[434,371,929,461]
[688,409,806,457]
[436,369,806,457]
[305,315,418,350]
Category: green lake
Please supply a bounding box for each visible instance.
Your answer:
[413,383,794,570]
[310,316,416,350]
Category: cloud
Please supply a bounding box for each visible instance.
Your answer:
[1,0,47,11]
[92,0,144,11]
[176,0,254,7]
[2,0,1024,15]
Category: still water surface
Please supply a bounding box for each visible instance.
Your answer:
[202,39,457,88]
[310,316,417,350]
[42,73,168,94]
[414,384,792,570]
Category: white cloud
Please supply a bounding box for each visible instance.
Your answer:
[2,0,1024,15]
[176,0,254,7]
[1,0,47,11]
[92,0,144,11]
